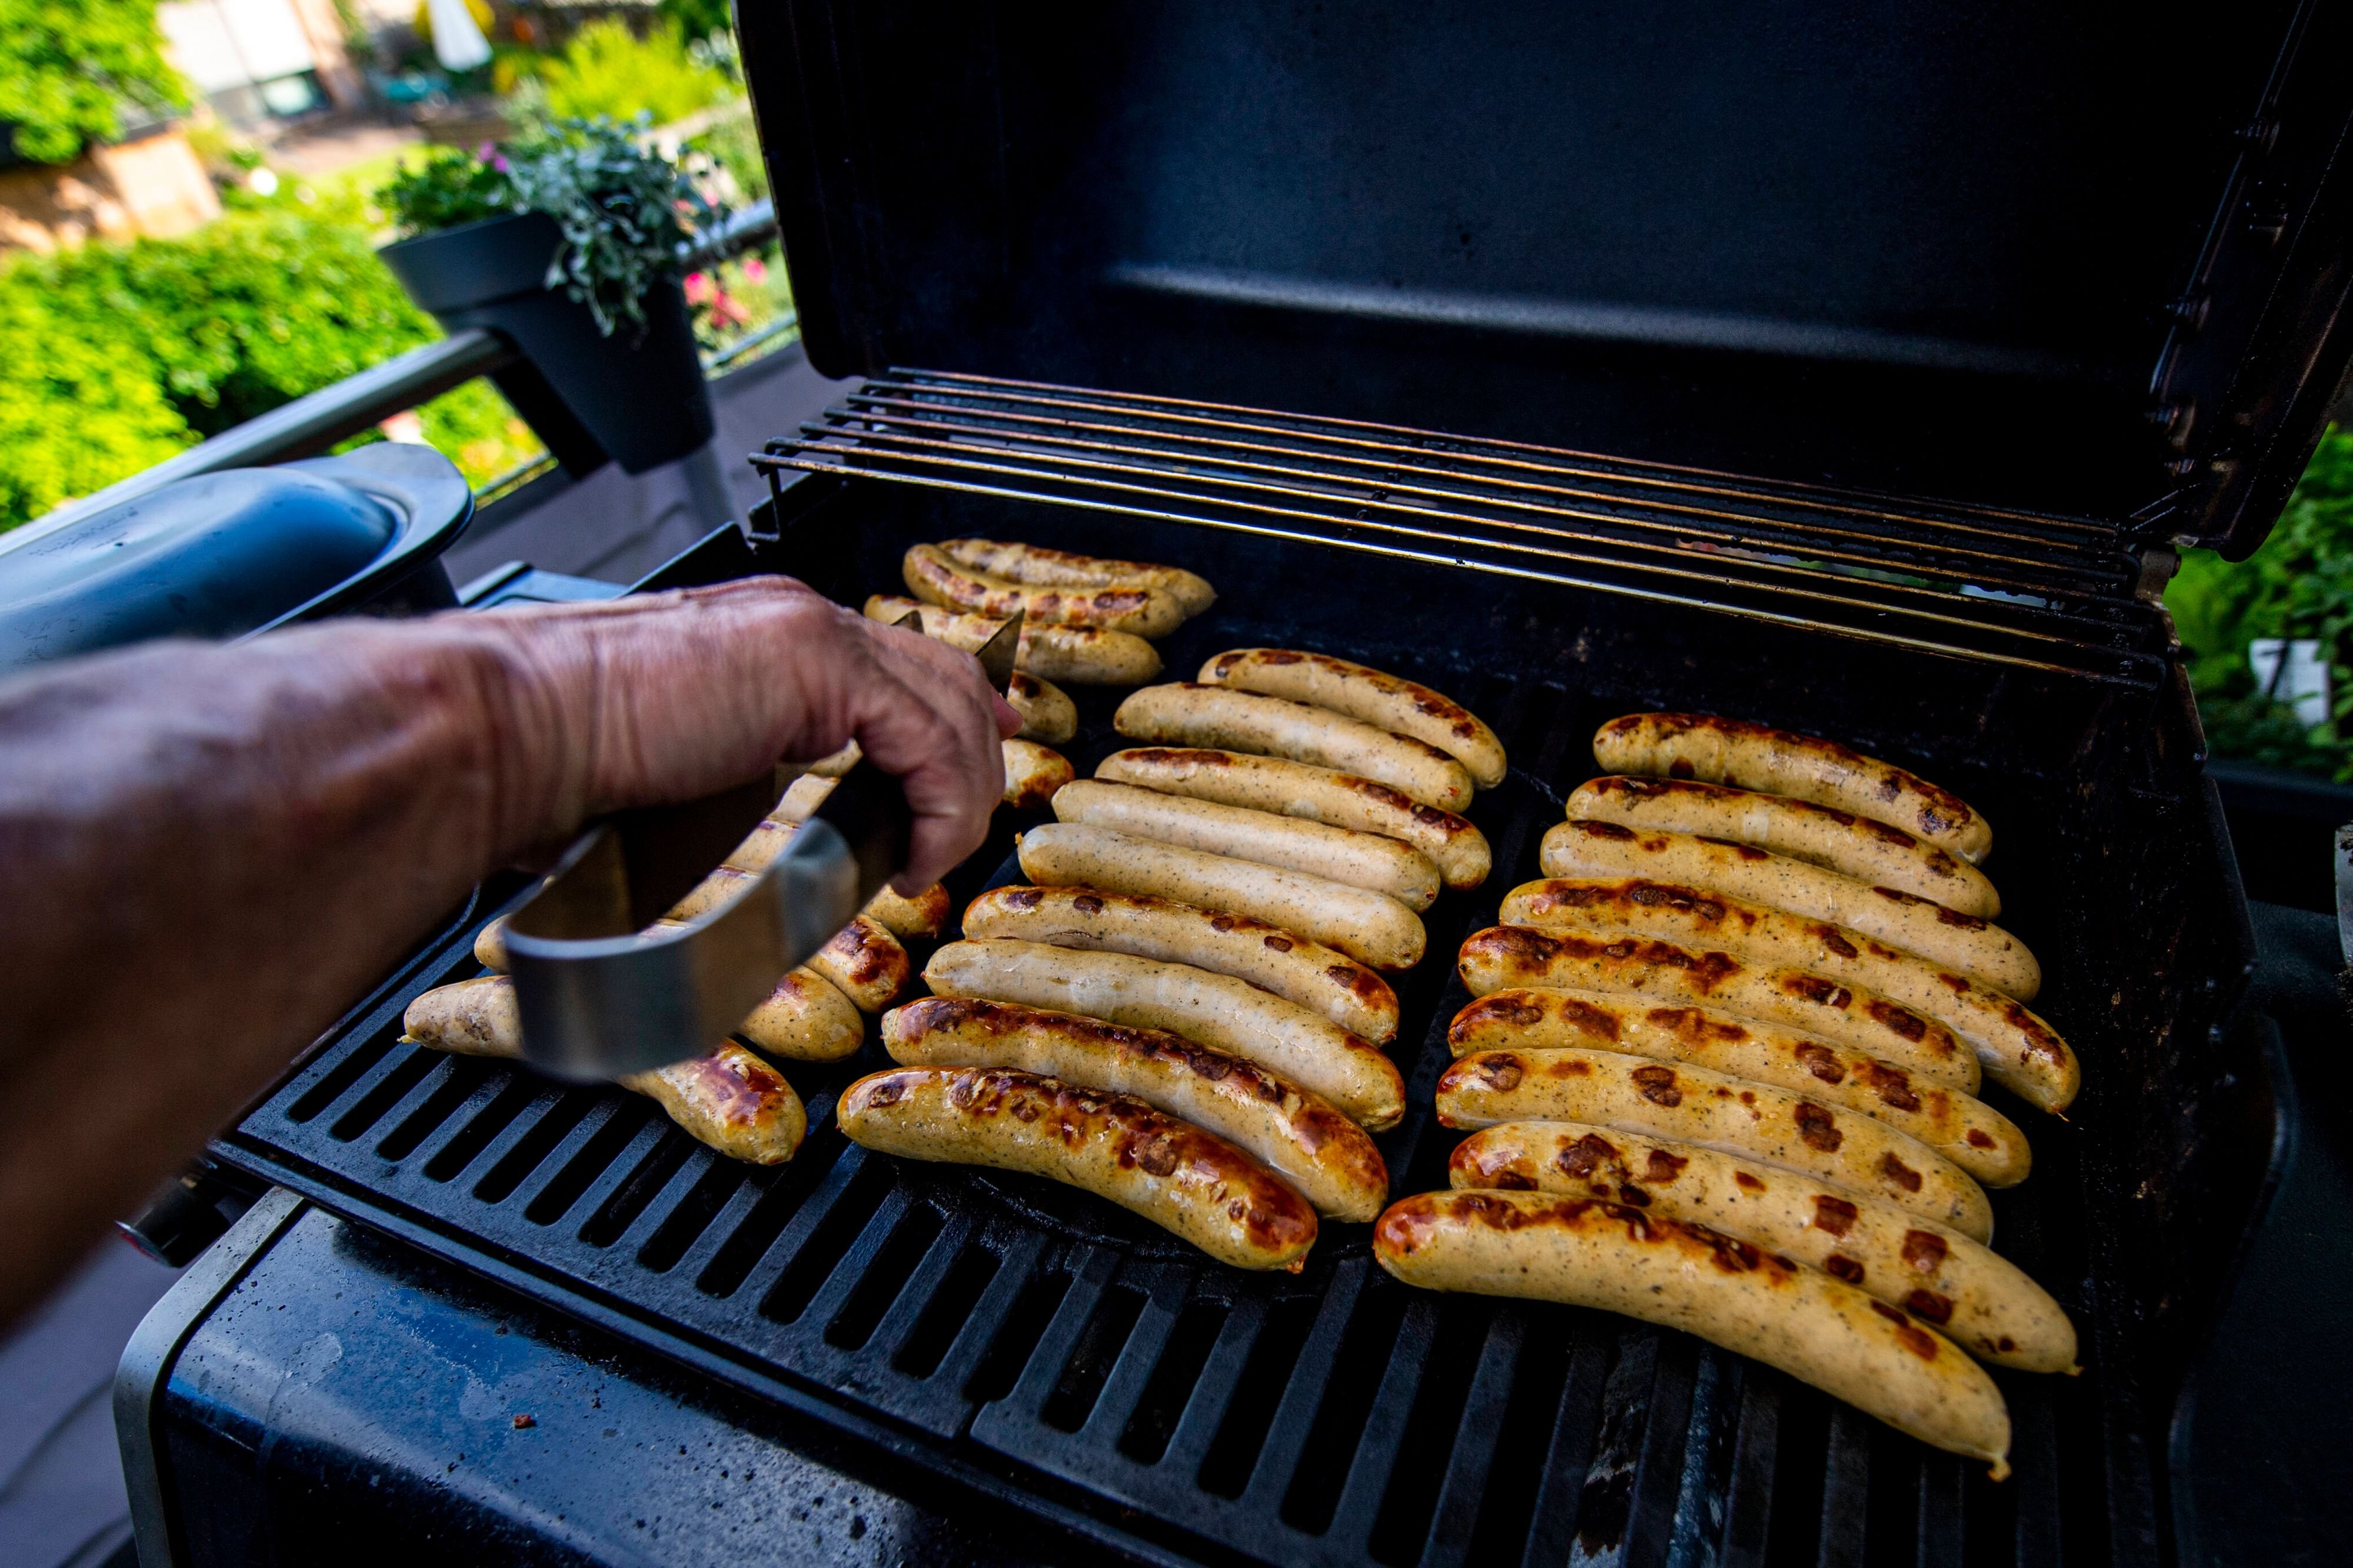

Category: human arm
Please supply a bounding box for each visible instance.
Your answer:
[0,576,1016,1324]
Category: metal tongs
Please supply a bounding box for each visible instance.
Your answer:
[504,609,1020,1079]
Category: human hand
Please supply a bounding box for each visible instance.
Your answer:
[475,576,1019,889]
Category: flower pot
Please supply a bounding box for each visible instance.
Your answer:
[379,211,715,477]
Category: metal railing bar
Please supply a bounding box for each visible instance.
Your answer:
[891,368,2122,544]
[684,198,781,267]
[703,311,801,371]
[756,456,2160,686]
[471,453,561,508]
[762,440,2155,654]
[1,329,517,558]
[836,393,2132,590]
[814,406,2131,601]
[776,435,2149,642]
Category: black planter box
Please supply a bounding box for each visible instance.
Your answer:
[380,211,715,477]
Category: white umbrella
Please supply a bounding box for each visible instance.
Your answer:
[427,0,494,72]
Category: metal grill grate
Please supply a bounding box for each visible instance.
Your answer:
[222,653,2097,1567]
[754,369,2171,688]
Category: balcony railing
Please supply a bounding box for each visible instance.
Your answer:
[0,198,786,557]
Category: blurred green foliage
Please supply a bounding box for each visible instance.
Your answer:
[0,198,535,527]
[0,0,187,164]
[512,19,734,126]
[2166,423,2353,779]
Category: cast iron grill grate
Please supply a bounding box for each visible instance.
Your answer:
[754,370,2172,689]
[222,649,2104,1568]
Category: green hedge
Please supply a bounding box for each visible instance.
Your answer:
[0,202,533,529]
[2165,423,2353,779]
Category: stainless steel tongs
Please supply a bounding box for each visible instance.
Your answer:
[504,609,1019,1079]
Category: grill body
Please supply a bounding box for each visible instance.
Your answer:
[201,449,2272,1566]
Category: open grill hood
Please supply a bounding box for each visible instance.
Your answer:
[741,0,2353,556]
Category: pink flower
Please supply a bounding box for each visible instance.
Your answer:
[682,271,714,305]
[741,256,766,285]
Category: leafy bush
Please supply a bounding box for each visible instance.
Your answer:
[0,203,536,528]
[524,19,734,126]
[0,0,187,164]
[379,144,511,235]
[2166,423,2353,779]
[688,106,769,202]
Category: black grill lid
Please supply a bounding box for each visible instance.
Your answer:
[741,1,2353,555]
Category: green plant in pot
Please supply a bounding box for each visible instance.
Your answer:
[376,118,725,476]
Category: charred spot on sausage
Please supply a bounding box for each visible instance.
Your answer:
[1794,1102,1843,1151]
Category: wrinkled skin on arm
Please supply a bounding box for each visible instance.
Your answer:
[0,576,1016,1325]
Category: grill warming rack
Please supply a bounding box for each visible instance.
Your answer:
[755,369,2171,688]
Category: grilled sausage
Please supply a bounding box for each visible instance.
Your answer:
[1450,1122,2073,1372]
[882,996,1387,1220]
[1539,820,2040,999]
[961,885,1399,1043]
[1004,739,1075,809]
[1017,821,1426,970]
[924,939,1407,1129]
[1498,877,2075,1111]
[904,542,1187,636]
[939,536,1217,618]
[1008,670,1078,744]
[1052,779,1442,910]
[665,863,951,941]
[1115,683,1474,812]
[1594,713,1993,865]
[1434,1047,1992,1239]
[1448,989,2029,1186]
[864,594,1163,686]
[714,819,950,938]
[1097,747,1491,889]
[839,1067,1316,1270]
[471,917,863,1062]
[1198,648,1507,787]
[1456,925,1977,1093]
[809,914,910,1013]
[1569,776,2000,917]
[402,977,806,1163]
[1372,1190,2010,1473]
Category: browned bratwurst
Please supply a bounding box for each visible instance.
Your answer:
[1115,683,1474,811]
[1593,712,1992,864]
[1372,1190,2010,1473]
[864,594,1162,686]
[1496,878,2078,1111]
[1455,924,1979,1092]
[838,1067,1317,1270]
[881,996,1387,1219]
[1434,1045,1992,1239]
[1567,775,2000,916]
[1539,820,2039,997]
[938,537,1217,617]
[904,543,1188,637]
[1096,746,1491,888]
[961,885,1399,1043]
[1448,987,2030,1185]
[1198,648,1507,786]
[403,976,806,1163]
[1449,1122,2074,1372]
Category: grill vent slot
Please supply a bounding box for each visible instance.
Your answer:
[1042,1285,1150,1432]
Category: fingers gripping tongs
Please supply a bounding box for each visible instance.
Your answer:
[503,610,1019,1080]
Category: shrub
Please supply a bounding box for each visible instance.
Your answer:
[527,19,734,126]
[2166,423,2353,779]
[0,204,538,529]
[0,0,187,164]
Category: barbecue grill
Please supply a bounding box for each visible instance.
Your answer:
[121,4,2353,1564]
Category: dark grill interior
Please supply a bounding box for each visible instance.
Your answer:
[220,398,2262,1565]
